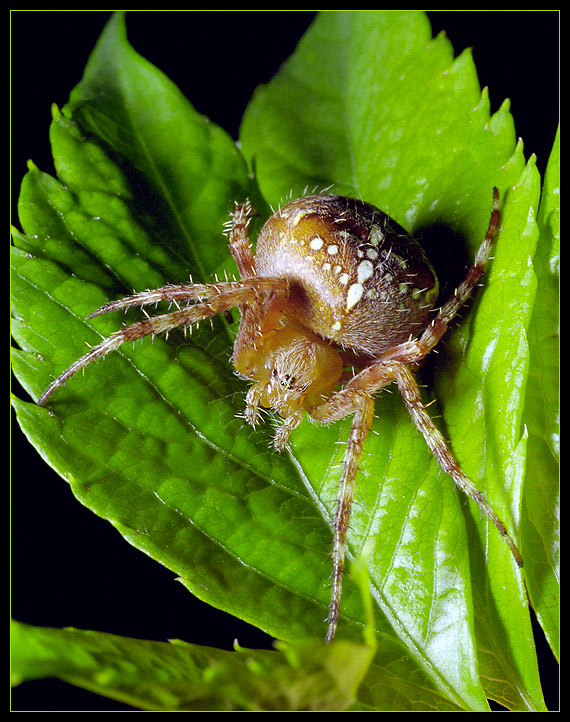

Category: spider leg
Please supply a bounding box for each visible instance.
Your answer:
[415,186,500,357]
[227,200,292,380]
[312,356,521,642]
[227,199,257,279]
[273,409,305,451]
[311,372,392,643]
[86,283,226,319]
[379,187,501,368]
[366,189,522,564]
[321,353,522,568]
[81,201,260,323]
[244,384,264,427]
[39,277,288,406]
[393,362,523,567]
[326,394,375,644]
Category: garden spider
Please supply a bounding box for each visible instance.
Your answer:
[39,189,523,643]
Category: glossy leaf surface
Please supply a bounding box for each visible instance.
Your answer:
[12,12,556,711]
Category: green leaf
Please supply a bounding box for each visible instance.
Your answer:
[240,10,550,711]
[520,126,560,662]
[11,619,376,710]
[12,11,556,711]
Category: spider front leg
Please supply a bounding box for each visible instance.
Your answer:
[324,393,375,644]
[226,198,257,279]
[311,369,394,643]
[228,200,291,387]
[38,277,288,406]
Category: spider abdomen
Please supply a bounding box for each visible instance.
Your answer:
[254,195,439,356]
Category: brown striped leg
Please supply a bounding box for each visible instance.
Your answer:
[226,199,257,279]
[39,277,288,406]
[379,186,501,367]
[317,356,521,643]
[393,362,523,567]
[326,394,375,644]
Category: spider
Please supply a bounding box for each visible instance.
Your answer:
[39,188,523,643]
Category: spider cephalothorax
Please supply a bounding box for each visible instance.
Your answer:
[39,189,523,643]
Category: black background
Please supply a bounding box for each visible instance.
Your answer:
[11,10,558,711]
